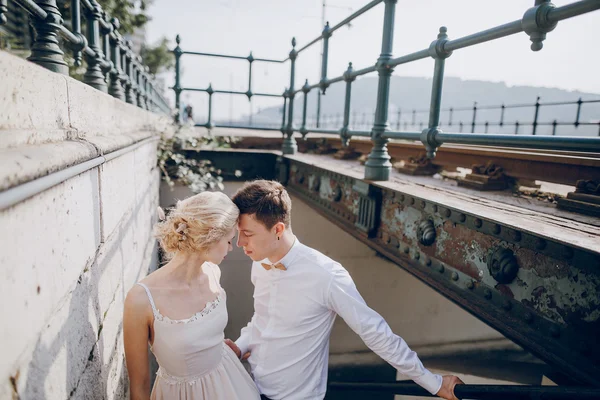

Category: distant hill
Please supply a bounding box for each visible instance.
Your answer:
[242,76,600,137]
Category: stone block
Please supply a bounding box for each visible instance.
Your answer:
[0,140,98,191]
[0,51,70,148]
[99,151,136,241]
[0,170,101,385]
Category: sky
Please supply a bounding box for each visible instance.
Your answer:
[145,0,600,121]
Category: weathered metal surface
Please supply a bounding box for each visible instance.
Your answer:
[227,135,600,187]
[558,180,600,217]
[282,153,600,387]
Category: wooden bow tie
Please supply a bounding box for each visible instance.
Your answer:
[261,262,287,271]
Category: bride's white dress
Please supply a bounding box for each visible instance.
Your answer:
[137,263,260,400]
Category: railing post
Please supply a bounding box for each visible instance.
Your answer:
[124,41,136,105]
[448,107,453,126]
[532,96,540,135]
[173,34,183,123]
[0,0,7,25]
[280,89,288,135]
[300,80,310,139]
[341,62,356,147]
[365,0,397,181]
[282,38,298,155]
[574,97,582,127]
[108,18,125,100]
[27,0,68,74]
[68,0,86,68]
[83,0,108,91]
[500,104,505,127]
[206,84,215,129]
[420,26,452,158]
[471,101,477,133]
[317,22,331,128]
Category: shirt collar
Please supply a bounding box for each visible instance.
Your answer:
[266,236,300,271]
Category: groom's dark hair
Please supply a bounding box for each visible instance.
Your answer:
[232,180,292,229]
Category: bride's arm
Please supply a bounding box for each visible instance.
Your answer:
[124,286,152,400]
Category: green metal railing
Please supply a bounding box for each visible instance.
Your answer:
[0,0,171,115]
[174,0,600,181]
[306,96,600,137]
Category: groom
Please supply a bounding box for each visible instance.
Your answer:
[225,180,463,400]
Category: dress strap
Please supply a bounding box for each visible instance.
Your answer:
[136,282,159,317]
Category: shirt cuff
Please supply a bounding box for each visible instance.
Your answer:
[413,370,443,395]
[235,336,250,358]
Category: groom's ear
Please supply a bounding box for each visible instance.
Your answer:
[274,222,286,236]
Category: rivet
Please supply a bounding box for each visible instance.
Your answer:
[37,286,41,294]
[451,272,459,281]
[409,197,415,205]
[444,209,451,218]
[484,288,492,299]
[523,312,533,323]
[550,326,560,338]
[502,300,512,311]
[403,246,410,254]
[438,264,445,273]
[563,247,574,260]
[399,194,405,202]
[511,230,522,242]
[425,258,432,266]
[421,201,427,209]
[466,281,474,289]
[433,205,438,213]
[396,241,402,250]
[414,252,420,260]
[493,224,501,234]
[535,238,547,250]
[474,218,483,228]
[459,213,466,222]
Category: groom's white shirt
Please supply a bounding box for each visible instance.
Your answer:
[236,239,442,400]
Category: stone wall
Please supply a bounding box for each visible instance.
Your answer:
[0,51,170,399]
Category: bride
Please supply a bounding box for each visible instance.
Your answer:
[123,191,260,399]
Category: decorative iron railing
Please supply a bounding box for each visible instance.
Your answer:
[0,0,170,115]
[301,97,600,137]
[174,0,600,181]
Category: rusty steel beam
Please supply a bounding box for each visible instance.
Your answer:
[230,136,600,187]
[282,156,600,387]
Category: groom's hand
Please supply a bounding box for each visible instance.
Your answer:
[224,339,251,360]
[436,375,463,400]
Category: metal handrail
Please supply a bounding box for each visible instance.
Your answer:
[0,0,171,115]
[328,381,600,399]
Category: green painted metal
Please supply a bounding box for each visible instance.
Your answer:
[319,22,331,95]
[280,90,288,135]
[300,79,310,139]
[82,0,108,92]
[4,0,171,113]
[340,62,355,147]
[173,34,183,122]
[364,0,397,181]
[206,84,215,129]
[27,0,68,74]
[0,0,7,25]
[282,38,298,155]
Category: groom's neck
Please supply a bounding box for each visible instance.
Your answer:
[267,231,295,264]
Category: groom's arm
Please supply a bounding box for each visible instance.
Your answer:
[326,266,444,396]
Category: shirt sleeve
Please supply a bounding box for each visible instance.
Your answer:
[326,267,442,395]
